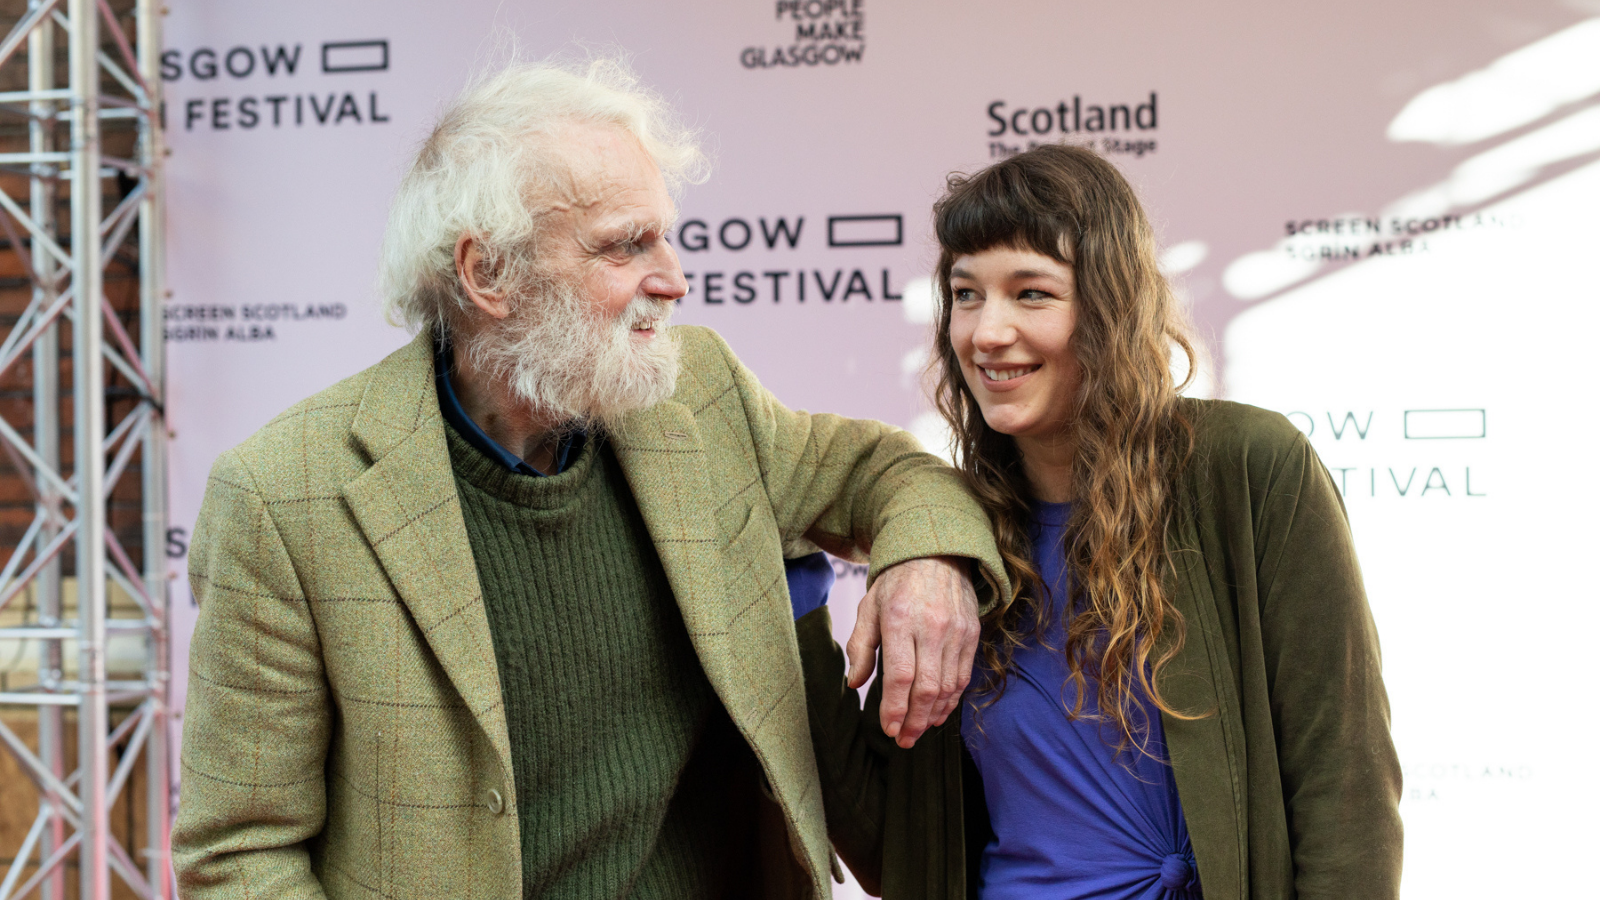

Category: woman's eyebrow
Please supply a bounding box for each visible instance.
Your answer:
[950,267,1066,281]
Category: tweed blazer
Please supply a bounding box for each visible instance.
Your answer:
[172,325,1008,899]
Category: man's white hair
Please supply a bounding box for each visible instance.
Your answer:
[378,56,707,332]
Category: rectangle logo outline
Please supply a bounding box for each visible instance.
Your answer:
[1403,408,1487,439]
[827,214,903,247]
[322,40,390,74]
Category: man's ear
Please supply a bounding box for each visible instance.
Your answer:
[454,234,512,319]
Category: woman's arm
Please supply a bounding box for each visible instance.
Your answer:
[1252,431,1404,898]
[798,604,975,900]
[796,606,891,893]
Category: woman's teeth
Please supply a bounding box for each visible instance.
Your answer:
[982,366,1035,382]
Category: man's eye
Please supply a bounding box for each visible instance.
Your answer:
[601,240,644,261]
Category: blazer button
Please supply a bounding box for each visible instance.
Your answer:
[486,789,505,815]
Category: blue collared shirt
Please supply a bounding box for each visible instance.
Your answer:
[434,336,581,477]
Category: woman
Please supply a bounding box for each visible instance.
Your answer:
[798,144,1402,900]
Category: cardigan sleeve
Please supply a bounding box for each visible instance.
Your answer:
[1249,429,1404,899]
[798,606,972,900]
[797,607,888,892]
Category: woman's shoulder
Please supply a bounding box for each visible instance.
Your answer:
[1177,397,1317,491]
[1181,397,1305,451]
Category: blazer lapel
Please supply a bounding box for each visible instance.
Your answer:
[339,333,513,777]
[610,401,753,723]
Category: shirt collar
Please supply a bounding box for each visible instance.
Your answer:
[434,333,582,478]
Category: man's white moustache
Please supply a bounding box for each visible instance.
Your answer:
[622,299,673,328]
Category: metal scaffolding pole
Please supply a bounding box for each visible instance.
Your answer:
[0,0,170,897]
[27,8,66,900]
[134,0,168,891]
[68,1,112,894]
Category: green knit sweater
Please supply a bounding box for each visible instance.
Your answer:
[447,427,761,898]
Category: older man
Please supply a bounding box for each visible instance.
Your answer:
[171,60,1005,898]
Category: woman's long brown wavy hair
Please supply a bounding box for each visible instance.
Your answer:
[933,144,1199,753]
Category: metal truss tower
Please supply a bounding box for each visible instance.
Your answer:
[0,0,168,897]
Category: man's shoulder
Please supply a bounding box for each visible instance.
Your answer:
[212,368,373,498]
[215,335,431,500]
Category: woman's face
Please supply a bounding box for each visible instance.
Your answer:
[947,246,1081,443]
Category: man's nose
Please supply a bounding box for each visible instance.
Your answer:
[644,241,688,302]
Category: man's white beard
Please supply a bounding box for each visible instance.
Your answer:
[464,275,680,436]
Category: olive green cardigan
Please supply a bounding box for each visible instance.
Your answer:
[799,400,1403,900]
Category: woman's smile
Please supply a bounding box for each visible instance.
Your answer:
[976,363,1042,387]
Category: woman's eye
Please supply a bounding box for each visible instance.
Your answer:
[953,288,979,303]
[1019,289,1051,301]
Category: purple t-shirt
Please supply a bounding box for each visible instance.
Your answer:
[961,501,1202,900]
